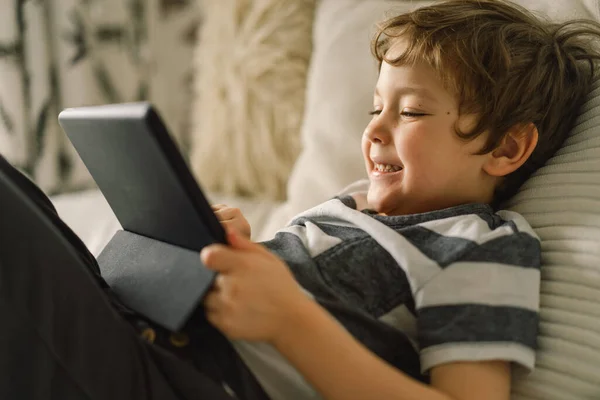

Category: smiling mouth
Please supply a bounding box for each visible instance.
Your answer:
[373,163,403,173]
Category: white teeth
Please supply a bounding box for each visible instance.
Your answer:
[374,163,402,172]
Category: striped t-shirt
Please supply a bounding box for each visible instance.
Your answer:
[231,197,541,400]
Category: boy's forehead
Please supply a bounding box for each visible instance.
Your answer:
[374,62,462,113]
[374,75,438,104]
[376,61,440,99]
[377,38,461,107]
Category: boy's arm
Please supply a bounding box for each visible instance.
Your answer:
[270,212,538,400]
[273,298,510,400]
[202,229,522,400]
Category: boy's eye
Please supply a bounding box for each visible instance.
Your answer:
[368,110,428,117]
[401,111,426,117]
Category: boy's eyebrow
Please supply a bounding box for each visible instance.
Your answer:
[374,86,438,104]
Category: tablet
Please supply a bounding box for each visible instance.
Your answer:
[58,102,226,251]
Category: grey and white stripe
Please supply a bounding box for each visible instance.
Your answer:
[233,197,541,400]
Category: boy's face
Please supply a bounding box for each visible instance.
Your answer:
[362,51,494,215]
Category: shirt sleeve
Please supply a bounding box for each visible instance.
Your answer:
[416,226,541,374]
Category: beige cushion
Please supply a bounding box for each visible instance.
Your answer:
[280,1,600,399]
[189,0,315,200]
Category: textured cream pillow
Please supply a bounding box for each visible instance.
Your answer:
[506,76,600,399]
[190,0,315,200]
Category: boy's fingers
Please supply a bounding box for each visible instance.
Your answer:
[201,245,235,272]
[211,204,228,211]
[200,244,251,273]
[214,207,237,221]
[221,220,242,230]
[203,289,218,311]
[226,229,265,253]
[203,289,225,314]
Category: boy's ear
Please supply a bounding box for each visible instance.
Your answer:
[483,123,539,177]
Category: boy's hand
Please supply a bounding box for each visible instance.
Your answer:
[201,229,309,342]
[211,204,251,239]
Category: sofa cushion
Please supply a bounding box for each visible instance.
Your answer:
[506,76,600,399]
[189,0,315,200]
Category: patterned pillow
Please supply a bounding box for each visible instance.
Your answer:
[0,0,199,194]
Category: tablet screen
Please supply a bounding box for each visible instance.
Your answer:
[59,103,226,251]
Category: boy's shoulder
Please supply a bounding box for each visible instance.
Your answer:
[331,197,542,269]
[284,196,540,261]
[403,204,541,269]
[342,197,538,240]
[401,203,540,240]
[295,195,538,240]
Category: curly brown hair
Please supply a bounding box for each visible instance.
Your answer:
[372,0,600,205]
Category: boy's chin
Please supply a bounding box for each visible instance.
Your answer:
[366,191,401,215]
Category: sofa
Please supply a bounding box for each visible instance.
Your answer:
[49,0,600,399]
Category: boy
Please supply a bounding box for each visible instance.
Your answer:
[0,1,598,400]
[205,1,600,399]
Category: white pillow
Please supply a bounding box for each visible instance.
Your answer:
[506,76,600,399]
[282,1,600,399]
[285,1,430,214]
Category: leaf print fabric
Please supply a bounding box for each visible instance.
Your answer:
[0,0,200,194]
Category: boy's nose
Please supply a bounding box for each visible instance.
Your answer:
[364,120,392,145]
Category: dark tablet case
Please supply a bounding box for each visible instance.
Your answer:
[59,103,224,331]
